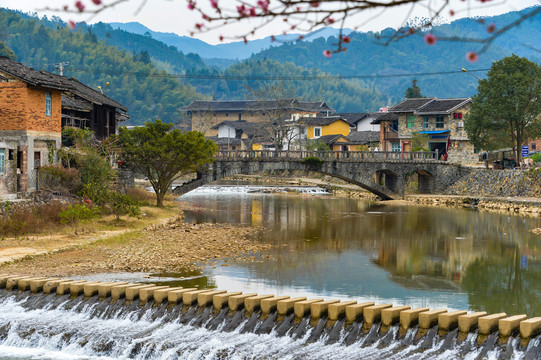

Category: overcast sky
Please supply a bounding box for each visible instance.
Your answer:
[2,0,538,44]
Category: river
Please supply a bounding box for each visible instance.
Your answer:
[0,183,540,359]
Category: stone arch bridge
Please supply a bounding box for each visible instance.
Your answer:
[173,150,472,200]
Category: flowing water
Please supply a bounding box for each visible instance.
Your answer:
[1,183,541,359]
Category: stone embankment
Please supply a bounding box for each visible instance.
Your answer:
[2,274,541,347]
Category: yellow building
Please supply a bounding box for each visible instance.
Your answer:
[301,115,353,140]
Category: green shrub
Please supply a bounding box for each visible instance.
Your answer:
[58,204,100,225]
[107,191,141,219]
[530,153,541,163]
[301,156,324,170]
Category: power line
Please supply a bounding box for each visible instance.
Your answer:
[65,68,489,81]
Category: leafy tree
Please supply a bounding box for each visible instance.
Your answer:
[410,131,430,151]
[117,119,217,207]
[306,139,331,151]
[0,42,16,60]
[465,55,541,162]
[405,79,423,98]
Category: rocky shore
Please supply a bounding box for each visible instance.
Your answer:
[0,213,272,276]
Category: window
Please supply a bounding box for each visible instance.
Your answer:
[225,113,229,117]
[532,143,537,150]
[391,142,400,152]
[423,117,429,129]
[45,92,52,116]
[407,115,415,128]
[436,116,444,128]
[238,113,242,121]
[314,127,322,137]
[0,149,4,174]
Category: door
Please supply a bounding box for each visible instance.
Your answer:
[403,143,411,152]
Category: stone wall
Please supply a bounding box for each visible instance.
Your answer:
[445,168,541,198]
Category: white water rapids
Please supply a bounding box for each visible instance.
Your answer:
[0,291,538,359]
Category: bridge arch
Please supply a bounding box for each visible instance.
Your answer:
[173,150,462,200]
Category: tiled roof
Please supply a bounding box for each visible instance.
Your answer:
[62,94,93,112]
[207,136,242,146]
[334,113,370,123]
[315,134,345,145]
[389,98,435,112]
[370,112,399,124]
[414,98,471,115]
[0,56,127,111]
[0,56,69,91]
[346,131,380,144]
[182,99,335,113]
[301,116,353,127]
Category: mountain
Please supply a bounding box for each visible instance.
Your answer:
[109,22,352,61]
[250,7,541,102]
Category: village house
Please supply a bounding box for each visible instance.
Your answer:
[336,112,380,132]
[182,99,335,137]
[210,120,272,151]
[300,115,353,140]
[373,97,476,163]
[0,57,127,199]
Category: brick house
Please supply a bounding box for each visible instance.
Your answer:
[210,120,273,151]
[0,57,127,199]
[373,98,475,163]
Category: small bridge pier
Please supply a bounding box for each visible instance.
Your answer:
[174,151,470,199]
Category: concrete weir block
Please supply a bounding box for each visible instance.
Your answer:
[499,315,528,338]
[419,309,447,329]
[167,288,197,305]
[328,301,357,321]
[311,300,341,320]
[228,293,258,312]
[198,290,227,307]
[261,296,290,315]
[363,304,393,324]
[30,278,61,293]
[478,313,507,335]
[277,297,307,316]
[17,277,47,292]
[43,279,72,295]
[84,282,111,298]
[0,275,16,289]
[345,302,375,324]
[294,299,324,318]
[213,292,242,311]
[381,306,411,327]
[520,317,541,339]
[458,312,487,333]
[153,287,183,305]
[183,290,213,306]
[111,284,139,301]
[71,281,100,297]
[6,276,28,291]
[438,310,468,331]
[98,282,130,299]
[139,286,170,304]
[57,281,86,295]
[244,295,274,314]
[400,308,430,330]
[126,285,157,302]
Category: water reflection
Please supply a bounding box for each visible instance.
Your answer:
[180,186,541,316]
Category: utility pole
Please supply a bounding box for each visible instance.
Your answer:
[53,62,70,76]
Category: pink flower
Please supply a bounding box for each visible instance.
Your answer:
[75,1,85,12]
[195,23,203,30]
[487,23,495,33]
[342,35,351,43]
[257,0,269,13]
[466,51,479,62]
[187,2,195,10]
[210,0,218,9]
[249,7,257,17]
[323,50,332,58]
[424,33,437,46]
[91,0,102,5]
[68,20,76,30]
[310,1,320,7]
[219,35,224,41]
[449,9,455,16]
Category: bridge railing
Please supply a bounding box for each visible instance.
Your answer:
[215,150,439,161]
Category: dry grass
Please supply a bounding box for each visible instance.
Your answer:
[0,201,66,237]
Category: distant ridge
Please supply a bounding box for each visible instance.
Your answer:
[109,22,353,60]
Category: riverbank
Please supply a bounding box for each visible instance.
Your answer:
[0,199,271,277]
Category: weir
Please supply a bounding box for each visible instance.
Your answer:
[1,275,541,359]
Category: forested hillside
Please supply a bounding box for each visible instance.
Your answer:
[0,9,204,125]
[251,8,541,102]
